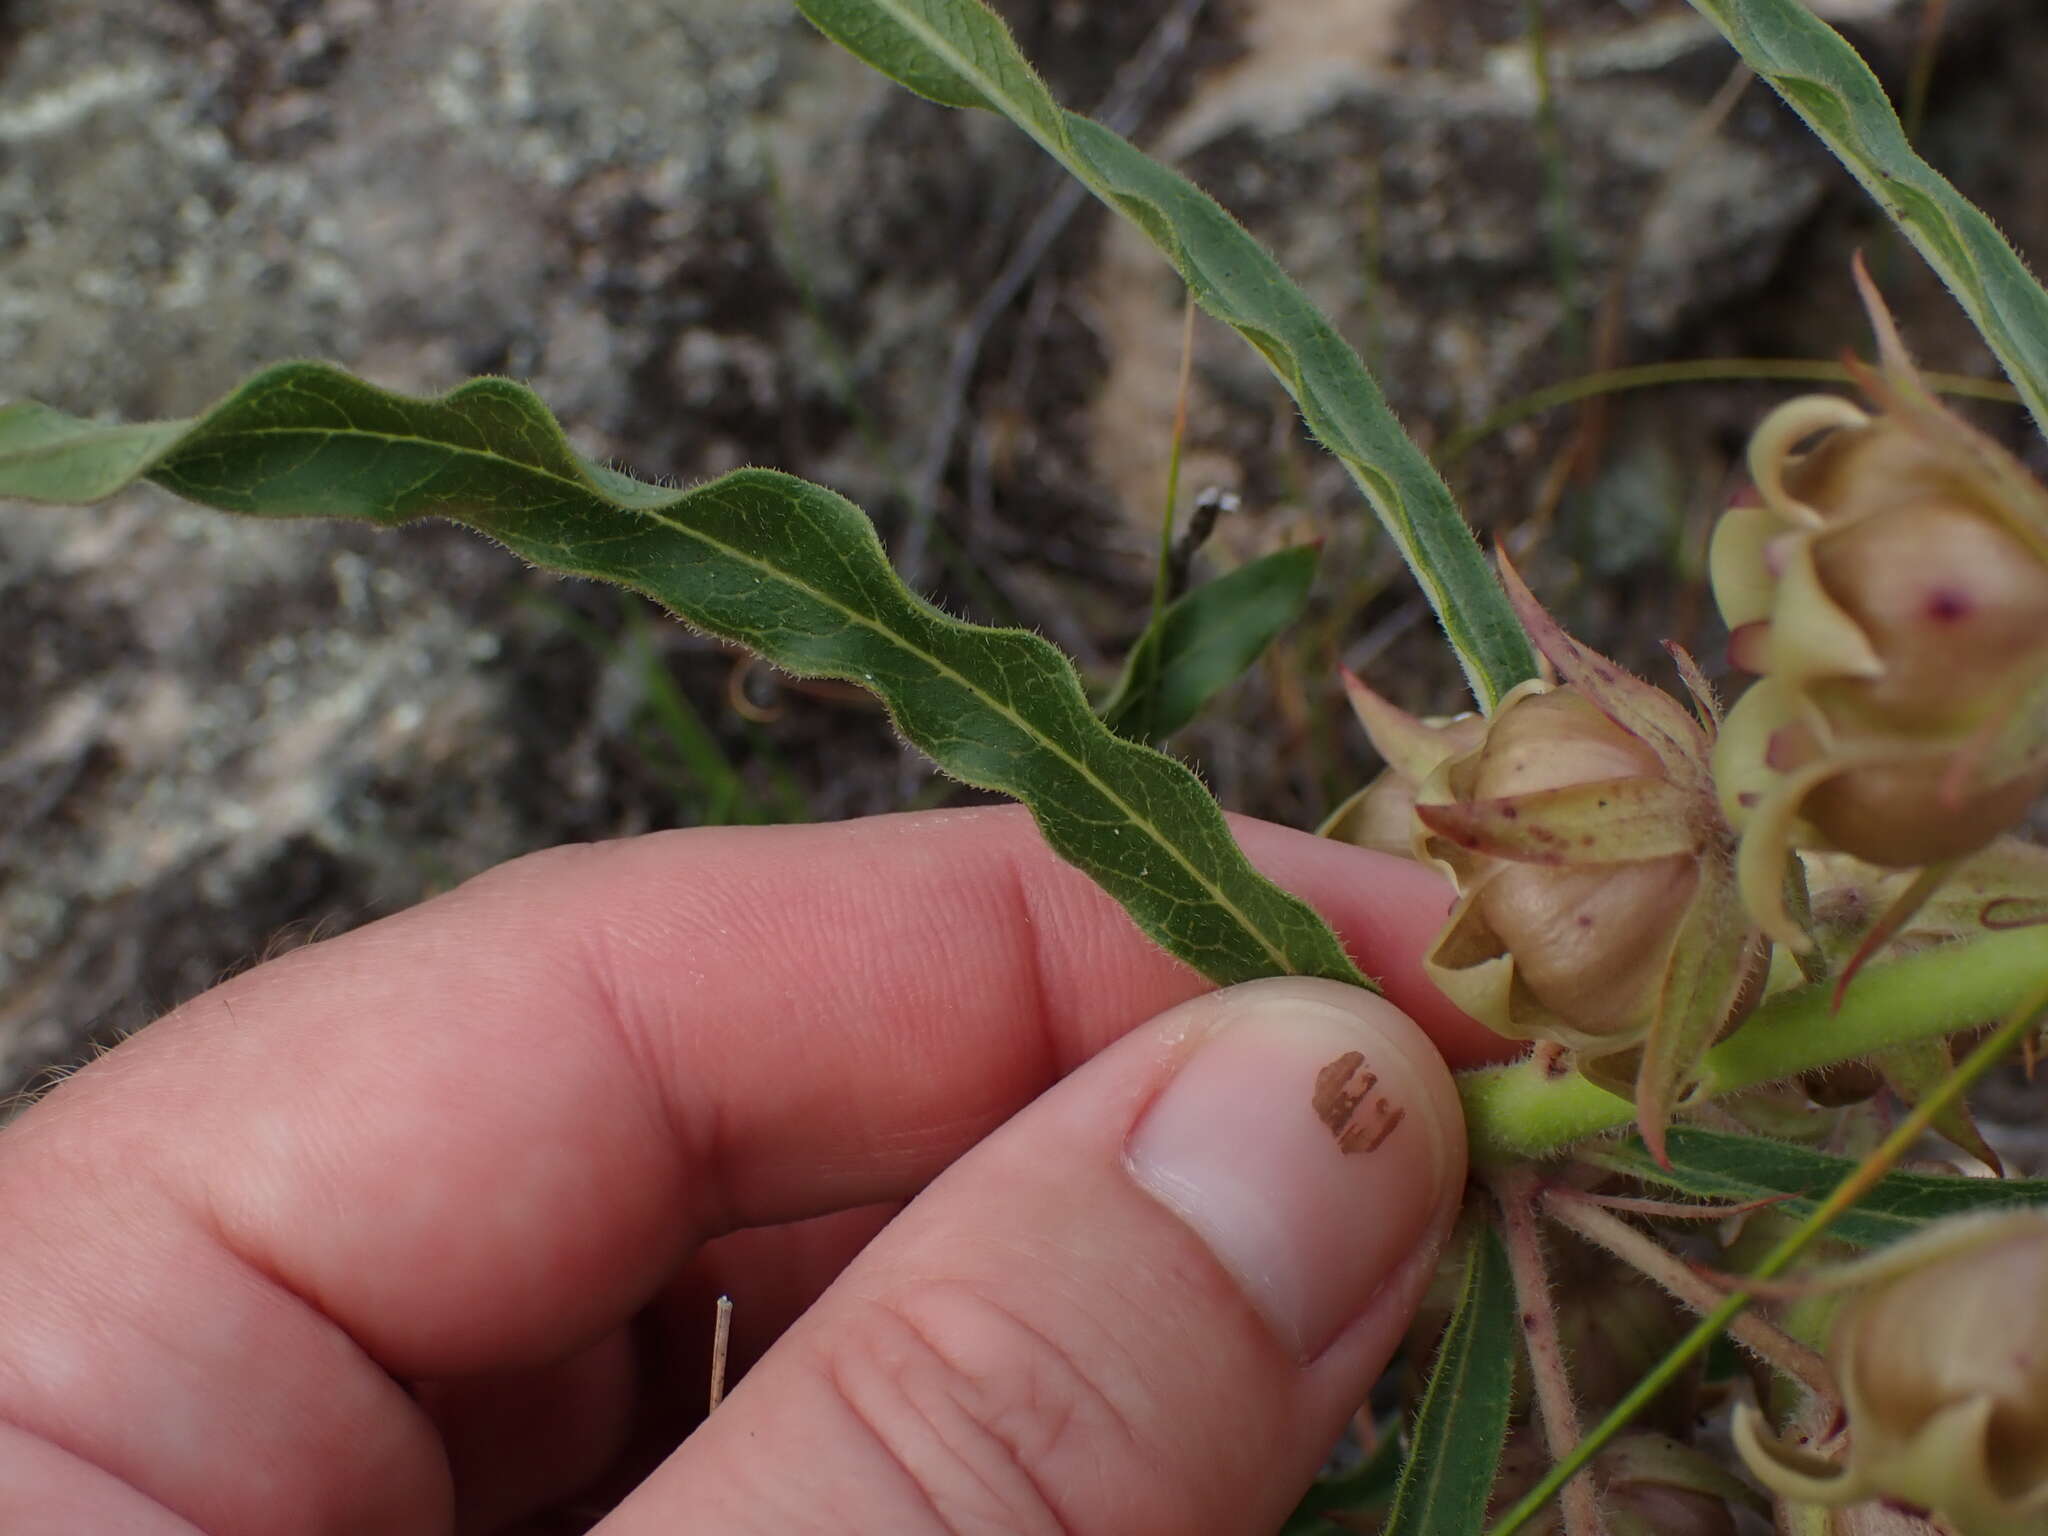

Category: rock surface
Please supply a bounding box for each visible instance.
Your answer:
[3,0,2042,1099]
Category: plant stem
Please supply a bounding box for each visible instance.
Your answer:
[1901,0,1950,147]
[1541,1188,1835,1401]
[1131,291,1199,743]
[1524,0,1585,365]
[1150,291,1197,624]
[1485,966,2048,1536]
[1461,924,2048,1165]
[708,1295,734,1413]
[1496,1170,1609,1536]
[1433,357,2019,470]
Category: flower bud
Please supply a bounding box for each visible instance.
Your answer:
[1421,684,1705,1042]
[1710,260,2048,949]
[1322,682,1487,859]
[1736,1209,2048,1536]
[1799,840,2048,953]
[1346,555,1764,1157]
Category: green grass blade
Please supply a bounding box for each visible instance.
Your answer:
[792,0,1539,710]
[1587,1128,2048,1249]
[517,589,770,826]
[1384,1223,1517,1536]
[1686,0,2048,439]
[1101,543,1318,743]
[619,599,775,826]
[0,362,1369,990]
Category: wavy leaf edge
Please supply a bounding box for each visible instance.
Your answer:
[0,360,1371,993]
[790,0,1541,710]
[1686,0,2048,440]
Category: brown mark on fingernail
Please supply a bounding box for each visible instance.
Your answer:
[1313,1051,1406,1154]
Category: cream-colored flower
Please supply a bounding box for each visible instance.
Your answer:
[1737,1209,2048,1536]
[1711,261,2048,950]
[1320,680,1486,859]
[1345,555,1763,1158]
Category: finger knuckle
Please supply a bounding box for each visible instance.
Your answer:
[821,1279,1144,1536]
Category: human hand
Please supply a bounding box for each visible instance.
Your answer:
[0,805,1500,1535]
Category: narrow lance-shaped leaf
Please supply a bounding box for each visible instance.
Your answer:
[791,0,1540,711]
[0,362,1369,991]
[1383,1222,1518,1536]
[1588,1127,2048,1249]
[1685,0,2048,440]
[1100,542,1319,744]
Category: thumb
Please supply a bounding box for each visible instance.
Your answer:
[600,977,1467,1536]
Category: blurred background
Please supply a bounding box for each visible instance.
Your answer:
[3,0,2043,1099]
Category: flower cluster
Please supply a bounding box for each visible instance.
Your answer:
[1335,265,2048,1162]
[1710,261,2048,950]
[1334,262,2048,1536]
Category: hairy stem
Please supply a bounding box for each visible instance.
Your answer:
[1541,1187,1835,1401]
[1486,968,2048,1536]
[1461,924,2048,1164]
[1138,292,1197,733]
[1496,1170,1610,1536]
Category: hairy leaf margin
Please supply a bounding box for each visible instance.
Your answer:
[1100,543,1319,743]
[1589,1127,2048,1249]
[791,0,1540,710]
[0,362,1371,991]
[1384,1221,1517,1536]
[1687,0,2048,439]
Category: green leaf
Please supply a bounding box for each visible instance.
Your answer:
[1686,0,2048,440]
[1099,543,1318,743]
[1384,1223,1517,1536]
[1589,1127,2048,1248]
[792,0,1540,711]
[0,402,192,502]
[0,362,1369,991]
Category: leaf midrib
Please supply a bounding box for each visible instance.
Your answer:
[1390,1240,1500,1530]
[1401,1331,1473,1521]
[862,0,1065,160]
[164,416,1298,975]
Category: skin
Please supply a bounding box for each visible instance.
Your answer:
[0,806,1502,1535]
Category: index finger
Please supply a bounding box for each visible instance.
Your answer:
[0,806,1494,1530]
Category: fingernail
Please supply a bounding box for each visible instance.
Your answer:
[1125,978,1463,1361]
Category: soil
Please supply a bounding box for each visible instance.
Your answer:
[3,0,2046,1122]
